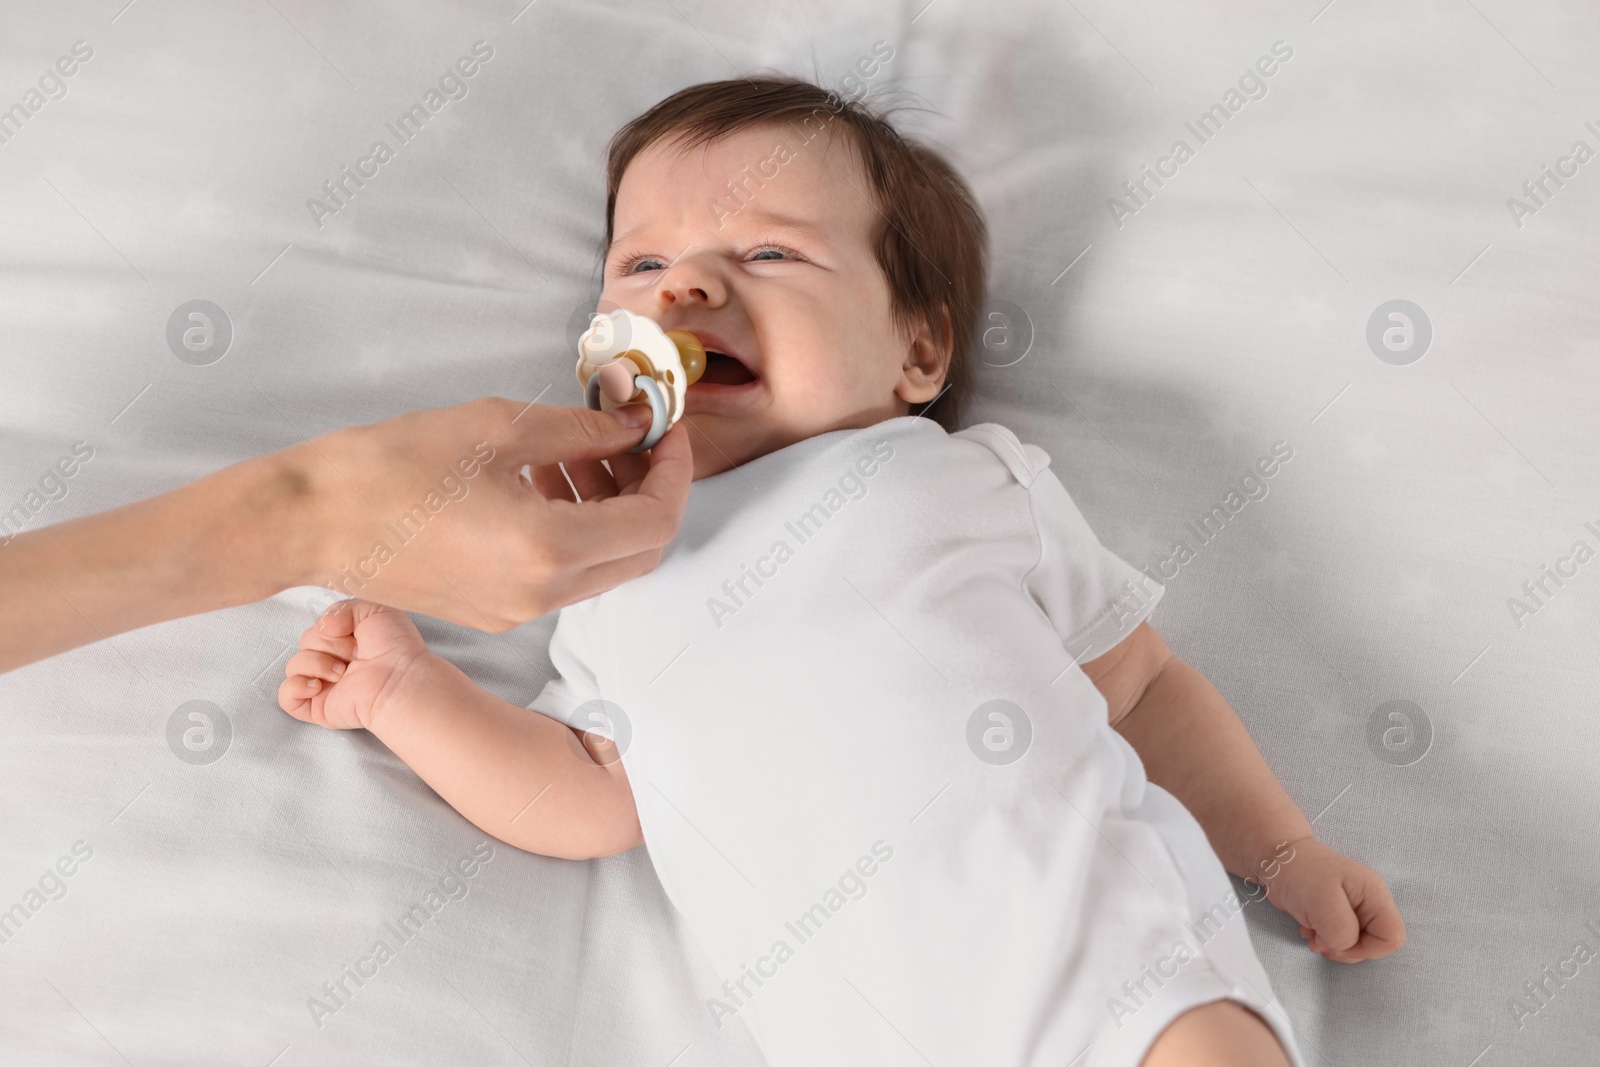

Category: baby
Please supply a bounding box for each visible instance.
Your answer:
[279,76,1403,1066]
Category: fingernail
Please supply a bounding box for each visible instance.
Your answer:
[308,678,321,691]
[608,404,650,428]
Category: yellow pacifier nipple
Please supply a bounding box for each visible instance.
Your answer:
[668,331,706,386]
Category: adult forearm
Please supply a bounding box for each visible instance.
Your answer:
[1112,657,1312,879]
[0,445,316,674]
[369,654,639,860]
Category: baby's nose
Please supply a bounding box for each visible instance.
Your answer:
[663,284,709,304]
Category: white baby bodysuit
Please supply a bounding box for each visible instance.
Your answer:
[527,416,1305,1067]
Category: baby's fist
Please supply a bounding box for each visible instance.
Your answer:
[278,599,430,732]
[1260,836,1405,963]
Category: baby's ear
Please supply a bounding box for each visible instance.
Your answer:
[896,305,951,405]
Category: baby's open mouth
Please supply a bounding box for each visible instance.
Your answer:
[696,350,757,387]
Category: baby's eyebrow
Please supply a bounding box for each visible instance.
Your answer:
[606,224,649,259]
[734,210,831,242]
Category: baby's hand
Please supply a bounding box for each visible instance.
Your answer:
[1257,836,1405,963]
[278,599,432,732]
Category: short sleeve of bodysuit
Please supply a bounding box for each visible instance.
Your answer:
[525,605,608,736]
[955,423,1164,666]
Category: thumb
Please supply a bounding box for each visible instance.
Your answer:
[507,403,654,468]
[316,598,358,638]
[319,598,396,640]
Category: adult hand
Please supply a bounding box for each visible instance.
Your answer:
[295,398,692,631]
[0,398,691,674]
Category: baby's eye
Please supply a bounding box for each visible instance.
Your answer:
[618,253,667,275]
[747,244,801,263]
[615,242,804,276]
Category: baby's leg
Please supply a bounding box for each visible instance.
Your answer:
[1139,999,1292,1067]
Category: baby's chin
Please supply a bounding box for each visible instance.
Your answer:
[690,452,737,481]
[681,410,812,480]
[682,407,890,480]
[683,416,773,480]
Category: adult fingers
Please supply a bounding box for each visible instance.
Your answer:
[607,449,652,496]
[526,458,623,503]
[500,402,654,469]
[562,458,622,501]
[526,462,577,503]
[607,417,692,512]
[539,420,692,567]
[603,421,687,498]
[533,543,668,614]
[606,415,683,497]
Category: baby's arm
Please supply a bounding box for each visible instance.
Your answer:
[1082,621,1405,963]
[280,599,641,861]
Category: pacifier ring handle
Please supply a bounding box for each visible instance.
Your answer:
[629,375,670,452]
[585,372,671,453]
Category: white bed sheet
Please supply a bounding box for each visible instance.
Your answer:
[2,0,1596,1063]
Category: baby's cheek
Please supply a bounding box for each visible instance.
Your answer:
[778,377,857,433]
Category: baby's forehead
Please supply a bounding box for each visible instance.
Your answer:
[616,121,873,233]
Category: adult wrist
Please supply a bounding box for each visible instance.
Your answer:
[151,441,328,611]
[262,437,336,593]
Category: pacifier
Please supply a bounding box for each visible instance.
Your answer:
[575,309,706,453]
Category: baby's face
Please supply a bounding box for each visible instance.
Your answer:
[600,123,942,479]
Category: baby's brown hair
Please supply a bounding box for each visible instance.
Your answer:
[603,75,988,432]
